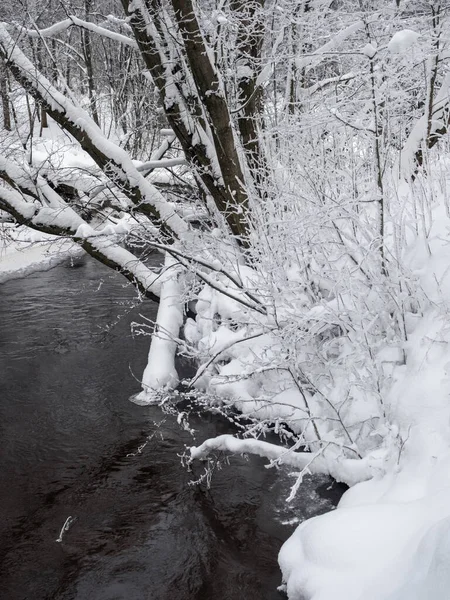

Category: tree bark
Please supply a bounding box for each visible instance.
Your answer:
[81,0,100,126]
[0,58,11,131]
[230,0,266,191]
[121,0,251,244]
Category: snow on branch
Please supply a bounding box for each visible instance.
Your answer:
[255,19,365,90]
[305,71,356,96]
[0,24,189,241]
[136,157,187,172]
[135,253,184,402]
[0,155,162,301]
[190,434,373,486]
[14,17,138,49]
[144,240,266,314]
[295,20,365,73]
[398,71,450,180]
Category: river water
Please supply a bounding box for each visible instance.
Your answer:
[0,255,343,600]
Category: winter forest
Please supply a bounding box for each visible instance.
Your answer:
[1,0,450,598]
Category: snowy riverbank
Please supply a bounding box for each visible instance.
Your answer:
[279,194,450,599]
[186,183,450,599]
[0,223,82,283]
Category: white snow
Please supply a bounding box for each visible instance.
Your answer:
[236,65,254,81]
[361,43,377,58]
[215,14,228,25]
[388,30,420,54]
[133,253,183,403]
[0,223,82,283]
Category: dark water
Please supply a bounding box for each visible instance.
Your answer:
[0,255,342,600]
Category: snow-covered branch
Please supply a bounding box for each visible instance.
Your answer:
[0,156,162,301]
[143,240,266,314]
[297,19,366,72]
[190,434,372,486]
[398,71,450,180]
[136,157,187,172]
[14,17,138,49]
[135,252,184,401]
[0,24,189,241]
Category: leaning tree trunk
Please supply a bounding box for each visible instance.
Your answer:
[122,0,252,245]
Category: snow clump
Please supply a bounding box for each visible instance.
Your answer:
[388,30,420,54]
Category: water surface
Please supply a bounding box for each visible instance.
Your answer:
[0,255,341,600]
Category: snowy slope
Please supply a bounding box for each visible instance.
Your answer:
[278,182,450,600]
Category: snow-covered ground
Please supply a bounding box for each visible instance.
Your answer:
[277,193,450,599]
[0,222,82,283]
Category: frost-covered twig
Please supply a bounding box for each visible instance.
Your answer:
[145,240,266,312]
[190,434,371,486]
[189,329,273,388]
[286,443,330,502]
[55,516,76,543]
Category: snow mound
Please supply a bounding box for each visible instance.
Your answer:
[279,460,450,600]
[278,186,450,599]
[387,515,450,600]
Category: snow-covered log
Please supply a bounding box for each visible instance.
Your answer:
[135,252,184,402]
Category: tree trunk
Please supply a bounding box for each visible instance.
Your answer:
[0,58,11,131]
[82,0,100,126]
[230,0,266,192]
[171,0,250,239]
[122,0,251,244]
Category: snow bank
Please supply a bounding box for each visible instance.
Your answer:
[277,181,450,599]
[279,477,450,600]
[387,515,450,600]
[0,224,82,283]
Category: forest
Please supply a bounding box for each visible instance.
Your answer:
[1,1,450,598]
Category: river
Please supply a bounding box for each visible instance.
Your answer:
[0,255,343,600]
